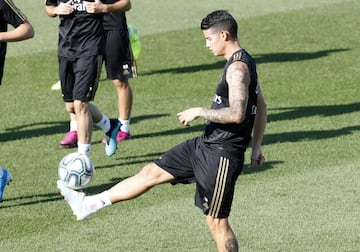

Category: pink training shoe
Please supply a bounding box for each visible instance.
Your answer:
[59,131,78,148]
[116,131,131,142]
[101,131,131,144]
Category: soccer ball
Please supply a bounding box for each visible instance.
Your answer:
[58,152,95,190]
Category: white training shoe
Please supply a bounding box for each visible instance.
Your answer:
[51,80,61,91]
[57,180,92,221]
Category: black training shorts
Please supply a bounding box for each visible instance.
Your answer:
[155,137,244,218]
[104,29,136,80]
[59,55,102,102]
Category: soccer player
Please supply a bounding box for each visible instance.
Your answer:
[57,10,267,252]
[0,0,34,201]
[44,0,120,157]
[58,0,139,147]
[101,0,137,142]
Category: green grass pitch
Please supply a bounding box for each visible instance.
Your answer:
[0,0,359,251]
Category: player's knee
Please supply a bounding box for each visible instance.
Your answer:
[65,103,75,114]
[113,79,129,89]
[206,215,231,233]
[73,100,88,113]
[206,215,220,232]
[139,163,173,184]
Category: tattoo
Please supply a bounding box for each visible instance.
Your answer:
[200,62,249,124]
[225,238,239,252]
[227,62,249,118]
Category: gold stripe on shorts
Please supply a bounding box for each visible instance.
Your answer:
[209,156,229,217]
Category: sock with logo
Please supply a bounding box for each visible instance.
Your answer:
[84,191,112,213]
[119,118,130,133]
[78,143,91,157]
[95,114,111,133]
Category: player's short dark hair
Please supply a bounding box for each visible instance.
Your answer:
[200,10,238,40]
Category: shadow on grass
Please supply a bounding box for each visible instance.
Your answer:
[242,160,283,175]
[0,193,64,209]
[111,102,360,145]
[0,179,126,209]
[95,151,165,169]
[0,113,169,143]
[0,192,63,209]
[2,103,357,146]
[253,48,349,64]
[264,125,360,145]
[141,48,349,75]
[268,102,360,122]
[133,124,204,139]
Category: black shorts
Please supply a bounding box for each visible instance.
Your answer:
[59,55,102,102]
[104,29,136,80]
[154,137,245,218]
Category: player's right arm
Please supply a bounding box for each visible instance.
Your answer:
[177,61,250,126]
[44,0,73,17]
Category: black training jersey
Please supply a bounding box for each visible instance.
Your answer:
[103,12,127,31]
[0,0,28,52]
[202,49,259,152]
[45,0,104,58]
[102,0,127,31]
[0,0,28,85]
[0,0,27,32]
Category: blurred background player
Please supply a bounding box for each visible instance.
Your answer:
[0,0,35,201]
[44,0,120,157]
[58,0,141,148]
[51,24,140,90]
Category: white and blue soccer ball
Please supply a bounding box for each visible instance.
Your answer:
[58,152,95,190]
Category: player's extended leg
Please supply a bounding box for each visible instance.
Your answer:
[107,162,173,202]
[57,162,175,220]
[206,215,239,252]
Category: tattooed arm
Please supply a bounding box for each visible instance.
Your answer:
[177,61,250,126]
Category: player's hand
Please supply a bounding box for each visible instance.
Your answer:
[84,0,104,13]
[250,149,265,168]
[56,0,73,15]
[177,108,202,126]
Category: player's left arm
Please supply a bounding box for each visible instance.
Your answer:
[250,83,267,167]
[177,61,249,126]
[85,0,131,14]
